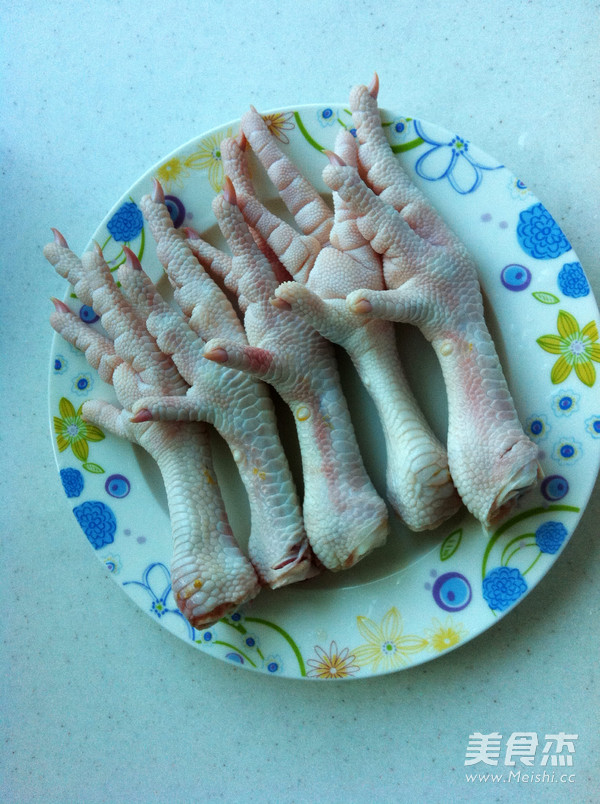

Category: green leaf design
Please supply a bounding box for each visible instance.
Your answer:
[82,462,105,474]
[500,532,536,565]
[481,504,580,579]
[382,116,413,127]
[293,111,325,153]
[390,137,424,154]
[532,291,560,304]
[244,616,306,676]
[137,220,145,261]
[440,528,462,561]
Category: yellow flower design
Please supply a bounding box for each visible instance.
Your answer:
[54,397,104,461]
[307,641,359,679]
[537,310,600,387]
[423,616,467,653]
[353,607,428,672]
[156,157,188,188]
[186,128,234,193]
[262,111,295,144]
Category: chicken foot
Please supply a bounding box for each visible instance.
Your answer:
[231,106,461,531]
[337,78,540,525]
[182,174,389,571]
[46,233,261,628]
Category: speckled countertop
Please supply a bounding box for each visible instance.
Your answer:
[2,2,599,801]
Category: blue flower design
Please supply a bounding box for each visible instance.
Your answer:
[72,373,93,396]
[151,600,168,618]
[54,354,68,374]
[413,121,502,194]
[389,117,412,142]
[264,655,283,674]
[60,467,84,498]
[525,413,550,441]
[103,554,121,574]
[557,262,589,298]
[516,203,571,260]
[482,566,527,611]
[107,201,144,242]
[585,415,600,438]
[243,633,259,650]
[551,389,579,417]
[123,562,195,639]
[317,108,336,127]
[535,521,568,554]
[508,176,531,200]
[73,500,116,549]
[552,437,582,466]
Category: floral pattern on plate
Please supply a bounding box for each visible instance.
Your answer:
[48,104,600,679]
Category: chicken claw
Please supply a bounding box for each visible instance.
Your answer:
[234,107,461,530]
[188,175,389,571]
[45,233,261,628]
[137,183,317,587]
[337,80,539,525]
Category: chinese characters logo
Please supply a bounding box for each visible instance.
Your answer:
[464,732,578,784]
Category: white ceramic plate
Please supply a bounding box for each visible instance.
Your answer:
[48,104,600,679]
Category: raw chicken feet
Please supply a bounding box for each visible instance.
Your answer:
[47,76,540,631]
[133,184,317,588]
[185,174,389,570]
[232,109,461,530]
[335,79,539,525]
[45,233,261,628]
